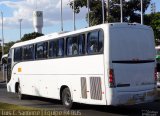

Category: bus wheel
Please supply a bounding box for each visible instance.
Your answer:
[62,88,73,109]
[18,84,25,100]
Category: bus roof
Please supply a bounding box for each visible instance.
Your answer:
[11,23,152,49]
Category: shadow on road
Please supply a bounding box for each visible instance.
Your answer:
[73,104,142,116]
[23,95,146,116]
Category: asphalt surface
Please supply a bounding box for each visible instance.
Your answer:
[0,71,4,81]
[0,72,160,116]
[0,85,160,116]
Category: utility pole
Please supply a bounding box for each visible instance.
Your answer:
[0,11,4,57]
[102,0,105,24]
[114,0,123,23]
[73,0,76,30]
[106,0,109,23]
[0,11,4,81]
[18,19,23,39]
[87,0,90,27]
[61,0,63,31]
[141,0,143,25]
[120,0,123,23]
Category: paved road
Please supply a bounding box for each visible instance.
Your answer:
[0,71,160,115]
[0,71,3,81]
[0,86,160,116]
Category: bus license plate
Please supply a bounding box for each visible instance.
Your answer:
[133,94,144,101]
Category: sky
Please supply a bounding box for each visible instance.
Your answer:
[0,0,160,43]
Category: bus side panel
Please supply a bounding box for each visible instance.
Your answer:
[9,55,107,105]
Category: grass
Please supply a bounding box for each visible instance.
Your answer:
[0,102,77,116]
[0,102,38,110]
[0,102,43,116]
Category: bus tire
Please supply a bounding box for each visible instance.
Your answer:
[17,84,25,100]
[62,88,73,109]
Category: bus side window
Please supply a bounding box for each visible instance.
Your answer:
[67,37,78,56]
[35,42,48,59]
[67,37,72,56]
[30,45,35,60]
[87,31,99,54]
[14,47,22,62]
[78,34,85,55]
[98,30,104,53]
[36,43,43,59]
[67,34,85,56]
[57,38,64,57]
[43,42,48,58]
[23,45,34,60]
[49,41,56,58]
[23,46,27,60]
[87,30,104,54]
[72,37,78,55]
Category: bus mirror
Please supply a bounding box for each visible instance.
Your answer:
[1,57,7,64]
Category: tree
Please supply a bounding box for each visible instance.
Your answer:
[110,0,150,23]
[0,41,15,58]
[69,0,106,26]
[20,32,44,42]
[69,0,151,26]
[144,12,160,45]
[2,32,44,56]
[4,41,15,54]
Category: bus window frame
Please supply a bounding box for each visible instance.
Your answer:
[66,34,85,57]
[11,28,104,62]
[22,44,35,61]
[87,29,104,55]
[14,47,23,62]
[35,41,49,60]
[49,38,64,58]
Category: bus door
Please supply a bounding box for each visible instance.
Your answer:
[7,50,12,83]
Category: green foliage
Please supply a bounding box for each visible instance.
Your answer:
[20,32,44,42]
[69,0,106,26]
[70,0,151,25]
[4,41,15,54]
[1,32,44,57]
[110,0,150,23]
[0,102,40,110]
[144,13,160,45]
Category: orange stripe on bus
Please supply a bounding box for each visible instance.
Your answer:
[18,68,22,72]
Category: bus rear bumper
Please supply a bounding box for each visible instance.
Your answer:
[108,89,157,106]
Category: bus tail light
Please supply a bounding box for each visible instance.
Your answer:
[109,69,116,88]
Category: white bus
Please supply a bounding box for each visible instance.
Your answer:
[7,23,157,109]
